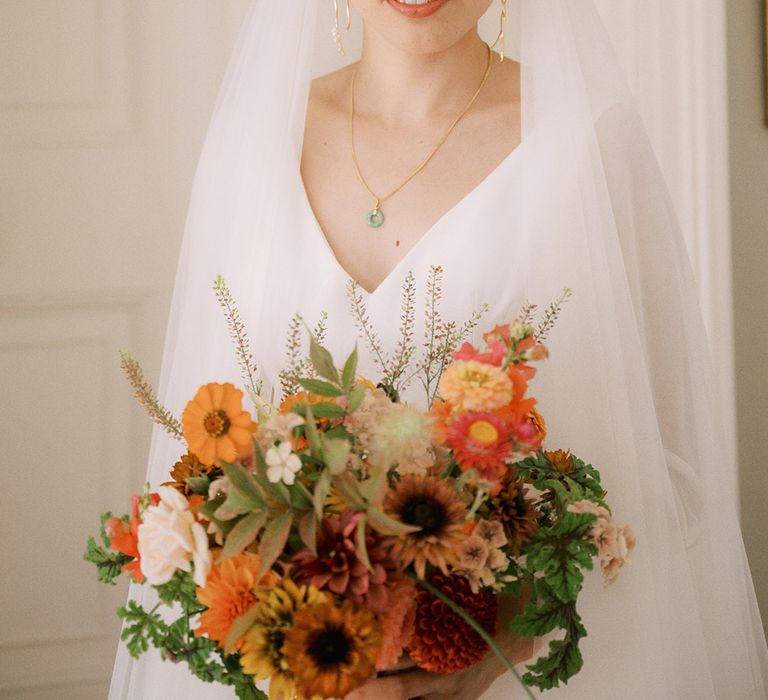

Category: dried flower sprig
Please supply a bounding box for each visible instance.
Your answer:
[213,276,262,396]
[390,271,417,389]
[118,351,183,440]
[279,312,330,397]
[347,279,388,376]
[348,267,487,405]
[534,287,572,342]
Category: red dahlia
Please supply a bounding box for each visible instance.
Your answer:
[408,573,498,673]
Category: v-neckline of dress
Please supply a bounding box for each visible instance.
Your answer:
[297,136,528,297]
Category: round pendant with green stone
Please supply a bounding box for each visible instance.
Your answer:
[366,207,385,228]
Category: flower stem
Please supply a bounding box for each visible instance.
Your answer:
[410,575,537,700]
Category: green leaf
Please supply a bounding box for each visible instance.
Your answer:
[358,464,388,506]
[313,469,331,518]
[366,507,421,536]
[216,488,262,520]
[331,472,366,510]
[118,600,168,658]
[257,510,293,578]
[309,335,340,384]
[84,536,132,585]
[221,461,265,510]
[185,475,211,495]
[221,511,267,560]
[292,401,346,419]
[155,571,201,613]
[298,510,318,554]
[341,347,359,392]
[347,384,366,413]
[510,590,569,637]
[354,514,374,573]
[303,406,323,459]
[523,634,584,690]
[224,605,260,654]
[322,437,351,476]
[290,480,314,510]
[234,683,268,700]
[298,378,343,397]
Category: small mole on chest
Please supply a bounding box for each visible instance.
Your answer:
[395,240,400,247]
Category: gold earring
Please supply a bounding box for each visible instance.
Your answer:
[333,0,352,56]
[491,0,507,62]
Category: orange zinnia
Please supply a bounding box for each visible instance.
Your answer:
[182,382,257,467]
[195,553,276,649]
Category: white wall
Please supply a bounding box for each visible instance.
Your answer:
[0,2,249,697]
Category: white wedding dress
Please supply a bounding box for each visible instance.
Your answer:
[111,2,768,698]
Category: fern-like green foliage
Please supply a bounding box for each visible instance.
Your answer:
[506,450,606,691]
[117,572,267,698]
[118,600,168,658]
[84,536,132,584]
[83,512,132,584]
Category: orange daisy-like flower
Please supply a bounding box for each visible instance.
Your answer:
[383,475,467,579]
[447,412,513,481]
[283,599,380,699]
[545,448,575,474]
[182,382,257,467]
[438,361,514,412]
[195,552,276,649]
[409,573,498,673]
[528,407,547,443]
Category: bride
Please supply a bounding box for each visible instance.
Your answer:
[111,1,768,698]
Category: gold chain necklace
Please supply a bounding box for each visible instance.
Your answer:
[350,43,493,228]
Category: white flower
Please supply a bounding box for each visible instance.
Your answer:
[265,441,302,485]
[258,413,305,449]
[137,486,212,587]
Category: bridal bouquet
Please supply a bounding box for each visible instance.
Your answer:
[85,270,634,699]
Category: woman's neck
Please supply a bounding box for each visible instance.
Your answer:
[353,29,490,126]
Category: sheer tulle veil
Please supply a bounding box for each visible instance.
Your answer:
[110,1,768,697]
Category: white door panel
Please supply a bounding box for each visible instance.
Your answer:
[0,2,249,698]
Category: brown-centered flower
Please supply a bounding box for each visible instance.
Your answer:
[283,599,380,699]
[181,382,257,467]
[382,475,467,580]
[485,471,540,555]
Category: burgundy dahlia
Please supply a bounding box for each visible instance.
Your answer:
[291,509,399,612]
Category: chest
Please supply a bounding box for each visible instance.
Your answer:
[300,104,521,293]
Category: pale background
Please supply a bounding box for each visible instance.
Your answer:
[0,1,765,698]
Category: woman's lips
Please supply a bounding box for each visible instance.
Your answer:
[386,0,450,19]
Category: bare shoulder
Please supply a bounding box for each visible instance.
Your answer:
[307,64,356,116]
[486,54,521,111]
